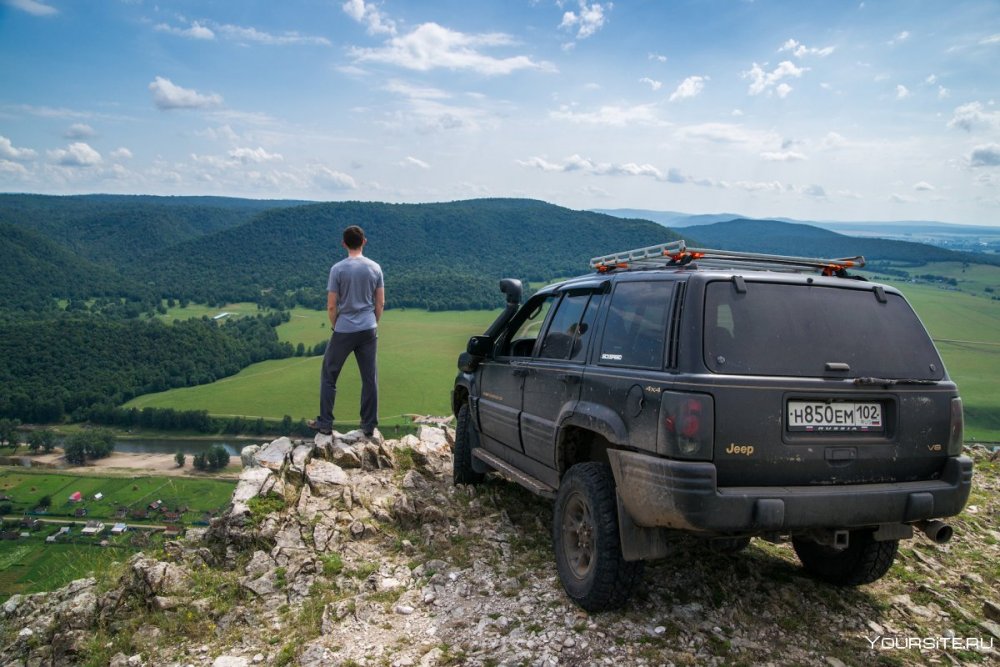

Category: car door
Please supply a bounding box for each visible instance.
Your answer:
[476,293,556,454]
[521,289,604,466]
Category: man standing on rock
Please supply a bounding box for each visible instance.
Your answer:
[309,225,384,438]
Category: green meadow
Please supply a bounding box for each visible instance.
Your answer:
[126,278,1000,441]
[126,309,498,425]
[0,471,236,601]
[154,301,262,324]
[0,537,137,601]
[0,469,236,524]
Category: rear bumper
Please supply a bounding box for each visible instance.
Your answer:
[607,450,974,534]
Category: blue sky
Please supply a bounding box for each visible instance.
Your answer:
[1,0,998,224]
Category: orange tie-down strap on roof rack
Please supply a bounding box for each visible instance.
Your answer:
[591,241,865,275]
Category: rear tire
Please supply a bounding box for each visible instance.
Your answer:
[792,530,898,586]
[553,462,644,611]
[453,404,484,485]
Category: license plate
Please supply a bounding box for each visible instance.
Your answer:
[787,401,883,432]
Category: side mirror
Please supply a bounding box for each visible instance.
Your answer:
[467,335,493,357]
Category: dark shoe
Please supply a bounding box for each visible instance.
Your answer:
[363,427,376,438]
[307,419,332,436]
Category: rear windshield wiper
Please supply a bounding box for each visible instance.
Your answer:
[853,377,938,387]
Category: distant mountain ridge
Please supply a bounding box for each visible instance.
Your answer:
[681,218,1000,267]
[2,194,998,313]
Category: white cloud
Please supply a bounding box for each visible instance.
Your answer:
[0,135,37,161]
[402,156,430,169]
[517,153,665,180]
[110,147,133,160]
[648,52,667,63]
[981,34,1000,45]
[312,166,358,190]
[669,75,707,102]
[743,61,808,96]
[775,83,793,98]
[228,147,283,164]
[342,0,397,36]
[778,39,835,58]
[676,122,779,146]
[64,123,95,139]
[48,142,102,167]
[947,102,1000,132]
[913,181,935,191]
[925,74,937,84]
[550,103,666,127]
[760,150,806,161]
[350,23,554,75]
[938,86,950,99]
[803,184,827,198]
[889,30,910,45]
[970,143,1000,167]
[890,193,914,203]
[149,77,223,110]
[639,77,662,91]
[215,24,331,46]
[0,160,29,176]
[895,84,910,99]
[559,2,613,40]
[4,0,57,17]
[155,21,215,40]
[384,80,451,100]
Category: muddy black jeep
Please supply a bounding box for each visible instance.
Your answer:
[451,241,972,611]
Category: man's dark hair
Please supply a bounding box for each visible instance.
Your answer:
[343,225,366,250]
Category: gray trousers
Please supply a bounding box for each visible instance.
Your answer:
[317,328,378,432]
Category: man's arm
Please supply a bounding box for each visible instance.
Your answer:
[374,287,385,323]
[327,291,338,329]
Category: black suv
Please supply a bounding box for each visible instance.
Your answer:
[452,241,972,611]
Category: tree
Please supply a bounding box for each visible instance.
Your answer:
[38,495,52,509]
[27,429,55,454]
[192,452,207,471]
[63,428,116,465]
[174,450,186,468]
[0,418,21,448]
[208,445,230,471]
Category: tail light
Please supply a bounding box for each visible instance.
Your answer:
[659,392,714,460]
[947,397,964,456]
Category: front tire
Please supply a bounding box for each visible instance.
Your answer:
[453,404,484,485]
[553,463,644,611]
[792,530,898,586]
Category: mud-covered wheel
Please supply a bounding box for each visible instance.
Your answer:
[793,530,898,586]
[453,404,485,485]
[553,462,644,611]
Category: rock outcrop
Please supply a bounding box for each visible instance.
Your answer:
[1,432,997,667]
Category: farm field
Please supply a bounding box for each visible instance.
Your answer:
[153,301,262,324]
[126,309,498,426]
[0,534,143,601]
[0,469,236,525]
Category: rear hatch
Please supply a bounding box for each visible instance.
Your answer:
[701,277,957,486]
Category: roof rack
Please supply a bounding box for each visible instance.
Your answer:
[590,240,865,276]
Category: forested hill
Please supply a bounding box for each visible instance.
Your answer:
[0,194,303,264]
[127,199,682,310]
[682,218,1000,267]
[0,222,134,312]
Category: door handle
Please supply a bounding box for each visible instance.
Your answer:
[557,373,581,384]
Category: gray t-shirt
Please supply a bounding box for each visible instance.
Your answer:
[327,255,384,333]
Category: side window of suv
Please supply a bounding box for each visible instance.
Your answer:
[538,291,602,361]
[501,294,556,357]
[599,281,673,368]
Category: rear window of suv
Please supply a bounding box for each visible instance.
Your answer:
[704,281,945,379]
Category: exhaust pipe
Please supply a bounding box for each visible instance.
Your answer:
[916,520,953,544]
